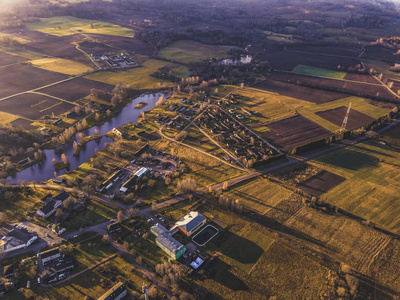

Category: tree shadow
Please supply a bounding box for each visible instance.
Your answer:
[213,229,264,264]
[315,148,379,171]
[205,257,249,292]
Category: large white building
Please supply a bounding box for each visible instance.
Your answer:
[0,225,37,254]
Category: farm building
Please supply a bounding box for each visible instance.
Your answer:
[174,212,206,237]
[36,191,70,218]
[98,282,127,300]
[151,223,186,260]
[0,225,38,254]
[38,248,61,266]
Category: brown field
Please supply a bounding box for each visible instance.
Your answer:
[315,106,375,130]
[343,73,379,84]
[262,115,332,151]
[38,77,115,102]
[0,93,75,119]
[288,46,359,57]
[8,118,35,130]
[85,33,155,55]
[270,71,398,102]
[363,46,398,63]
[254,79,347,103]
[260,49,359,71]
[297,170,346,197]
[0,51,25,67]
[0,64,68,99]
[26,34,85,60]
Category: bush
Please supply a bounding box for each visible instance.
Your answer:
[177,178,197,194]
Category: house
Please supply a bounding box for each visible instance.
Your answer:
[0,226,38,254]
[174,212,206,237]
[98,282,127,300]
[111,128,123,139]
[54,191,70,202]
[150,223,186,260]
[36,191,69,218]
[36,199,63,218]
[38,248,61,266]
[3,264,14,278]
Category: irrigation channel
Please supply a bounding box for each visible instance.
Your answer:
[7,93,168,183]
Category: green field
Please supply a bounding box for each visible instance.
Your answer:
[310,137,400,234]
[292,64,347,79]
[27,16,134,37]
[224,177,292,214]
[29,58,93,75]
[85,59,188,89]
[158,40,233,64]
[297,96,390,132]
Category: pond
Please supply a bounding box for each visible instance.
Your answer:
[7,93,167,183]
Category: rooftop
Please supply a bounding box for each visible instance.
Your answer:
[175,211,206,233]
[98,282,127,300]
[156,232,185,255]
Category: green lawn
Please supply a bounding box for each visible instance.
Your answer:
[224,177,292,214]
[158,40,233,63]
[85,59,188,89]
[310,138,400,234]
[26,16,134,37]
[292,64,347,79]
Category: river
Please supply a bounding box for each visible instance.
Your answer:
[7,93,167,183]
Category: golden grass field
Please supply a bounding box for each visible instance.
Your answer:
[29,57,93,75]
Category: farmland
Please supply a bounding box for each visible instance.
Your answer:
[316,106,374,130]
[229,87,311,122]
[224,177,292,214]
[310,138,400,234]
[254,79,347,104]
[0,93,75,120]
[38,77,114,102]
[26,16,135,37]
[292,64,347,79]
[271,71,398,102]
[158,40,233,63]
[85,59,188,89]
[29,58,93,75]
[261,115,332,152]
[0,64,68,99]
[259,49,359,71]
[297,170,346,196]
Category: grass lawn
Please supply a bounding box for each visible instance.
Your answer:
[85,59,188,89]
[292,64,347,79]
[0,111,18,125]
[249,242,330,299]
[29,58,93,75]
[158,40,233,64]
[153,139,246,190]
[297,96,389,132]
[231,87,312,121]
[310,139,400,234]
[62,199,118,231]
[26,16,134,37]
[224,177,292,215]
[200,206,275,273]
